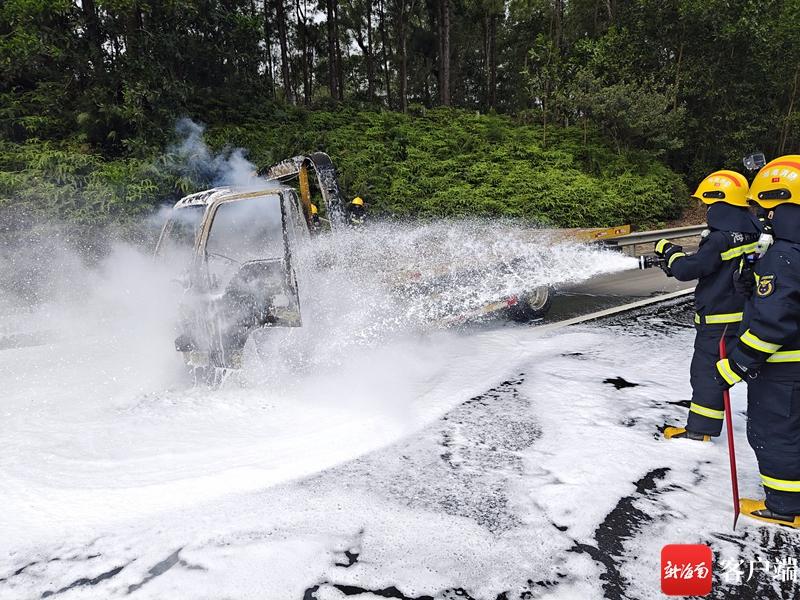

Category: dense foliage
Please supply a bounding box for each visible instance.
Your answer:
[0,106,687,228]
[214,107,689,226]
[3,0,792,227]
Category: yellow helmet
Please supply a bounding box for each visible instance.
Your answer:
[748,155,800,208]
[351,197,364,207]
[691,170,749,207]
[310,203,318,215]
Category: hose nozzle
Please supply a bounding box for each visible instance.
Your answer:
[639,255,666,270]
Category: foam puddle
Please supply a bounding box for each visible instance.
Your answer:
[2,328,532,538]
[2,309,784,600]
[0,219,640,598]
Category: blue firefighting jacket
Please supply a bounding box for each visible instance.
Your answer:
[728,203,800,380]
[667,203,761,328]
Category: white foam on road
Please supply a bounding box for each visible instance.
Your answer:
[0,224,661,599]
[2,314,774,600]
[2,326,536,542]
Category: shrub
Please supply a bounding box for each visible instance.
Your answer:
[0,107,689,229]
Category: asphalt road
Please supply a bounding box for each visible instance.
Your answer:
[547,267,696,322]
[8,298,789,600]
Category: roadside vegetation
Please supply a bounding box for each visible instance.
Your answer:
[5,0,797,229]
[0,106,688,229]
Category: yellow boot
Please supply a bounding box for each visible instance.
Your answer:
[740,499,800,528]
[664,426,711,442]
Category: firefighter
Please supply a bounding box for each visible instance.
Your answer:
[715,155,800,527]
[349,196,366,226]
[656,170,761,441]
[310,203,321,232]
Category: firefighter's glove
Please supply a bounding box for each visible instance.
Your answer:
[715,358,749,390]
[654,239,683,276]
[654,239,682,259]
[733,258,756,298]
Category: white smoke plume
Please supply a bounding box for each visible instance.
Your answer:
[166,118,263,189]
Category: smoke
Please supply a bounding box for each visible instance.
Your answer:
[165,118,264,190]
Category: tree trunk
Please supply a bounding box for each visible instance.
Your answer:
[275,0,293,102]
[552,0,563,53]
[353,0,376,100]
[296,0,311,104]
[327,0,339,98]
[250,0,260,79]
[125,2,142,58]
[780,67,800,154]
[488,13,496,109]
[81,0,103,67]
[309,43,316,93]
[399,0,408,112]
[366,0,375,99]
[379,0,393,107]
[263,0,276,98]
[336,0,344,100]
[438,0,450,106]
[673,40,683,112]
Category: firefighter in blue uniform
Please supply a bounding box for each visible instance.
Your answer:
[655,170,761,441]
[716,155,800,528]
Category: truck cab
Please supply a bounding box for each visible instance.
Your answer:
[169,185,309,383]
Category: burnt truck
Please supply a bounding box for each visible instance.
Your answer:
[156,185,308,384]
[156,152,552,383]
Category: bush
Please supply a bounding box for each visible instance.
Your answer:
[0,106,689,229]
[0,140,179,227]
[212,106,687,227]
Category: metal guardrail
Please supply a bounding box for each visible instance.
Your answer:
[601,224,707,248]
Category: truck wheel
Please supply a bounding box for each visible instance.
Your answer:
[508,286,552,322]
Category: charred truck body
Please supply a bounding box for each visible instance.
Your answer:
[157,185,307,384]
[156,152,553,384]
